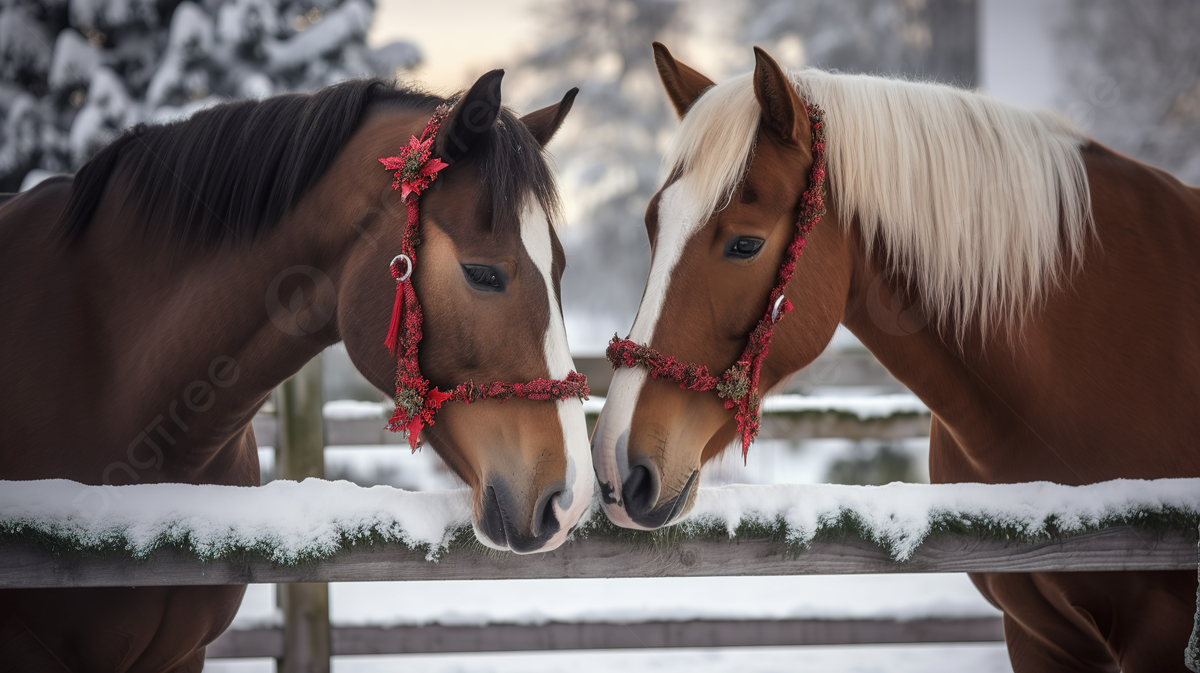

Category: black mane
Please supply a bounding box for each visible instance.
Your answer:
[57,78,559,246]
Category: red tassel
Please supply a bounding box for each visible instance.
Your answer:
[404,416,424,452]
[384,279,405,354]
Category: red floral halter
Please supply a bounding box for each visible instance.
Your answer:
[379,105,590,451]
[606,103,827,460]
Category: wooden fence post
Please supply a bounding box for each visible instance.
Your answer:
[275,355,331,673]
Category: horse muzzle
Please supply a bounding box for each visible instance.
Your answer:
[475,478,570,553]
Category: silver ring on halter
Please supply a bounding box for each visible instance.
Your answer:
[771,295,786,323]
[390,254,413,282]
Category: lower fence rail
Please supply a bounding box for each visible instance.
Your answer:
[207,616,1006,658]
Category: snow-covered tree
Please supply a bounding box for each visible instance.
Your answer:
[741,0,977,86]
[517,0,686,346]
[1055,0,1200,184]
[0,0,420,191]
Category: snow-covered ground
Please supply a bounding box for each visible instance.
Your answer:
[342,574,1000,626]
[699,437,931,487]
[327,644,1013,673]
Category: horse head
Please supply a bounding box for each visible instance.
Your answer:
[593,46,855,530]
[337,72,592,552]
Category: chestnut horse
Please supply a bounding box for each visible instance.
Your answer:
[0,72,592,669]
[593,44,1200,671]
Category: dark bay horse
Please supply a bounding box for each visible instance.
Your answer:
[593,43,1200,671]
[0,71,591,669]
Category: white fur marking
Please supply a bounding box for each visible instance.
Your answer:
[591,179,710,529]
[519,203,593,550]
[628,181,708,343]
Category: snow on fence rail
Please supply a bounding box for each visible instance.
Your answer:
[1,478,1196,589]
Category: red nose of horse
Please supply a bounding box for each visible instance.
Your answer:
[478,480,565,553]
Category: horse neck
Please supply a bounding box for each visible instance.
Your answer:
[840,145,1200,485]
[839,245,1011,479]
[44,201,344,484]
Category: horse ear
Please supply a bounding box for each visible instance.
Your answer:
[653,42,715,118]
[520,87,579,148]
[752,47,809,147]
[436,69,504,165]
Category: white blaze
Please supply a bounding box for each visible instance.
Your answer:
[592,179,708,527]
[628,181,710,343]
[519,203,594,551]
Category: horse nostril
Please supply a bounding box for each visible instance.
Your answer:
[622,462,659,519]
[532,481,564,539]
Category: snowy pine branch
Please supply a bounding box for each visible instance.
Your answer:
[0,0,421,191]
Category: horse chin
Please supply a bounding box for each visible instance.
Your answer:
[599,499,653,531]
[471,520,515,552]
[598,495,695,531]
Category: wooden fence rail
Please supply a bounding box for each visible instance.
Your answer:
[207,616,1006,658]
[1,526,1193,590]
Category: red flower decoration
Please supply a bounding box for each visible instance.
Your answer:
[379,109,450,201]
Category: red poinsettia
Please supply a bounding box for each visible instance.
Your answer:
[379,133,449,202]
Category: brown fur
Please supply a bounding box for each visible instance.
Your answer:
[0,75,577,668]
[601,45,1200,670]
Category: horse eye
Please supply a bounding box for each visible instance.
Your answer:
[724,237,765,259]
[462,264,504,291]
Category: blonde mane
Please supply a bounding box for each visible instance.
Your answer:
[660,69,1093,332]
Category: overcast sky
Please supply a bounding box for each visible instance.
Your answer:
[369,0,542,92]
